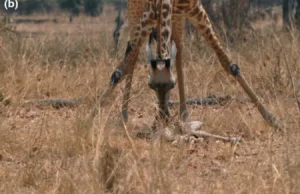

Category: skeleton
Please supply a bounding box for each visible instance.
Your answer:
[138,120,242,144]
[87,0,283,143]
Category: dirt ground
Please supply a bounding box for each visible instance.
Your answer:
[1,9,300,194]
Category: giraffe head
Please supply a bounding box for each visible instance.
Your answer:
[148,58,175,118]
[146,29,177,118]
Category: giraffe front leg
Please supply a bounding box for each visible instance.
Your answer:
[88,45,140,125]
[88,3,157,125]
[185,2,283,131]
[120,0,147,123]
[88,43,134,124]
[119,42,136,124]
[121,76,132,123]
[118,3,161,125]
[172,16,189,122]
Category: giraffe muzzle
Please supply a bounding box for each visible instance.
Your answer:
[148,82,175,91]
[148,58,176,91]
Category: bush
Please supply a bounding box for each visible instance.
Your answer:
[220,0,252,30]
[17,0,57,15]
[59,0,82,16]
[83,0,103,17]
[59,0,81,10]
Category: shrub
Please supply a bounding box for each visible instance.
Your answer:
[83,0,103,17]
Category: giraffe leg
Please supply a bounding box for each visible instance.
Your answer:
[120,0,148,123]
[87,2,157,125]
[121,67,133,123]
[184,2,283,131]
[172,16,189,121]
[123,29,160,124]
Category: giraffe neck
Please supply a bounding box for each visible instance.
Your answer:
[156,0,172,60]
[157,0,163,58]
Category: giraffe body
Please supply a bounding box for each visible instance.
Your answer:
[88,0,283,136]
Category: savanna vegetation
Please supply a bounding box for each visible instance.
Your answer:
[1,1,300,193]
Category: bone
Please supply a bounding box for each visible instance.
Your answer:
[162,121,243,145]
[182,121,243,144]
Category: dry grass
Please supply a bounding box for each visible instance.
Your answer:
[1,11,300,194]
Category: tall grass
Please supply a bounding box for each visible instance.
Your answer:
[0,14,300,194]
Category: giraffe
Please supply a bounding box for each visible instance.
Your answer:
[88,0,283,137]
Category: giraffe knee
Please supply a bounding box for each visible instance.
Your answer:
[229,64,240,76]
[110,70,123,86]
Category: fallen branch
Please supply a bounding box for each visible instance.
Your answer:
[14,18,58,24]
[168,94,250,106]
[23,94,251,109]
[23,98,84,109]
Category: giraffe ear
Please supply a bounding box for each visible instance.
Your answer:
[171,41,177,64]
